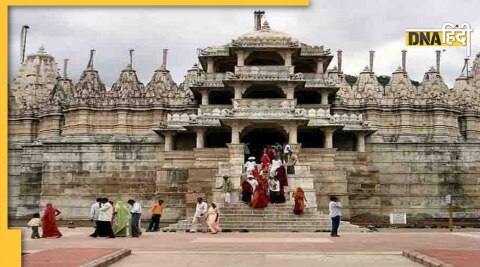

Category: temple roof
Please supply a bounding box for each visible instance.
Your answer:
[232,21,300,48]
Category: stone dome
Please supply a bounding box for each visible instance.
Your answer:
[232,21,299,47]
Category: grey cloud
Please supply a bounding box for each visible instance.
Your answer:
[9,2,480,88]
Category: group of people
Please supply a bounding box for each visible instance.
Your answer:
[239,144,303,213]
[89,198,164,238]
[189,197,222,234]
[27,203,63,239]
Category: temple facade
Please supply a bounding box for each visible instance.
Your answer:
[8,12,480,225]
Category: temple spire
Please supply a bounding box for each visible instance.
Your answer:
[254,10,265,31]
[460,58,470,77]
[337,50,342,73]
[369,50,375,72]
[20,25,30,64]
[63,58,69,78]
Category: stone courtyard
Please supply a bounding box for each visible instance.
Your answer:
[8,10,480,229]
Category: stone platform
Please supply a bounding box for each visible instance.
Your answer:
[22,248,131,267]
[163,203,361,232]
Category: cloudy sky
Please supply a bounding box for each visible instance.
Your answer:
[8,0,480,88]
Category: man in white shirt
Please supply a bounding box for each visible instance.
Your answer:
[128,199,143,237]
[189,197,208,233]
[89,198,102,237]
[329,196,342,237]
[244,157,256,175]
[98,198,115,238]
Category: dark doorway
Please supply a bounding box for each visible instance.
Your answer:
[174,133,196,150]
[206,127,231,148]
[298,127,324,148]
[333,131,357,151]
[241,126,287,163]
[243,84,285,99]
[295,90,321,104]
[209,90,234,105]
[245,51,284,66]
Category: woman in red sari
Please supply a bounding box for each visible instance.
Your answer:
[261,149,270,171]
[42,203,63,238]
[251,175,269,209]
[293,187,306,215]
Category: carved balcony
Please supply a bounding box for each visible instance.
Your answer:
[232,66,298,81]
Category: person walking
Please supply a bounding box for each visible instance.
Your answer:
[217,175,233,204]
[89,197,102,237]
[147,200,164,232]
[329,196,342,237]
[113,200,130,237]
[41,203,62,238]
[189,197,208,233]
[27,213,41,239]
[206,203,221,234]
[128,199,143,237]
[98,198,115,238]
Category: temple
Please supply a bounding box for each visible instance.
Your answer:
[8,11,480,229]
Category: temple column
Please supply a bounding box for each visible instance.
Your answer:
[195,128,205,148]
[356,132,366,152]
[284,84,294,99]
[234,83,242,99]
[207,58,214,73]
[316,59,324,73]
[324,128,334,148]
[284,50,292,66]
[201,90,209,105]
[164,132,175,151]
[289,124,298,144]
[320,91,329,105]
[231,123,241,144]
[237,51,245,67]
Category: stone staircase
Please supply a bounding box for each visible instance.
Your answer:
[162,203,361,232]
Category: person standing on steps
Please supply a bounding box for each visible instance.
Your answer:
[217,175,233,205]
[244,156,256,175]
[329,196,342,237]
[189,197,208,233]
[128,199,143,237]
[147,200,164,232]
[206,203,221,234]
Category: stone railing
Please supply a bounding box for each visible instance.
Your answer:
[186,73,226,88]
[303,73,337,87]
[232,66,300,81]
[198,105,233,117]
[294,107,331,119]
[166,112,221,127]
[230,98,298,118]
[198,46,230,57]
[231,39,300,48]
[330,113,364,124]
[300,45,330,56]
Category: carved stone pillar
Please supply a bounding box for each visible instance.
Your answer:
[231,123,241,144]
[317,59,324,73]
[195,128,205,149]
[289,124,298,144]
[284,84,294,99]
[207,58,214,73]
[356,132,366,152]
[164,132,175,151]
[237,51,245,67]
[234,83,242,99]
[284,50,292,66]
[201,90,209,105]
[320,91,329,105]
[324,128,334,148]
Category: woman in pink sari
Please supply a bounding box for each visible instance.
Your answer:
[42,203,63,238]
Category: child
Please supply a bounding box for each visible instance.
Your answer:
[27,213,41,239]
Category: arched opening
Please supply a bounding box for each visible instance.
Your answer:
[243,84,285,98]
[333,131,357,151]
[241,124,288,162]
[298,127,324,148]
[209,89,234,105]
[206,127,231,148]
[295,89,321,104]
[174,132,196,150]
[245,51,284,66]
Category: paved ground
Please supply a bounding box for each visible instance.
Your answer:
[23,248,120,267]
[417,249,480,267]
[20,228,480,266]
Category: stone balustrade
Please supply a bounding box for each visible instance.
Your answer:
[232,66,300,81]
[294,107,331,119]
[197,46,230,57]
[186,73,226,87]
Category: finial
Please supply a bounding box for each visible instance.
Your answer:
[337,50,343,73]
[63,58,69,78]
[161,48,169,71]
[129,49,134,68]
[369,50,375,72]
[435,49,445,73]
[262,20,271,31]
[20,25,30,64]
[38,45,46,54]
[401,50,407,72]
[87,49,96,69]
[254,10,265,31]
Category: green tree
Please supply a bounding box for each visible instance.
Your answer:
[345,75,358,86]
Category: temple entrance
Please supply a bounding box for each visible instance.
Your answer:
[241,125,287,162]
